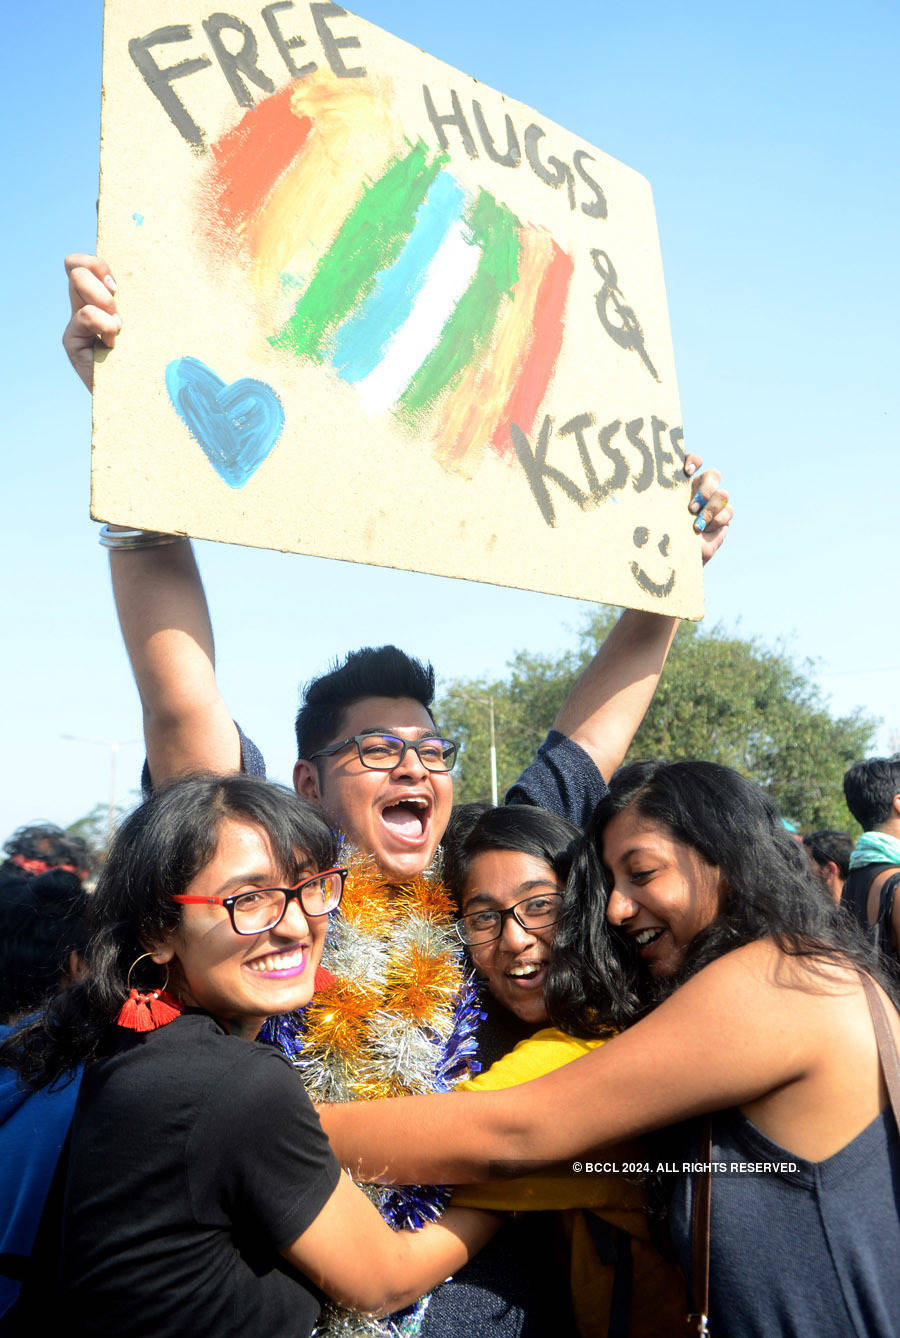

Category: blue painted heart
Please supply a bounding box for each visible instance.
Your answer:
[165,357,285,489]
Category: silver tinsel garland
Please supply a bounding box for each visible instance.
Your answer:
[263,855,483,1338]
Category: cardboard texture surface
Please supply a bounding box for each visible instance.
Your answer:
[94,1,702,617]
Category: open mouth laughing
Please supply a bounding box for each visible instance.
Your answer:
[377,792,433,847]
[505,959,548,988]
[633,927,664,948]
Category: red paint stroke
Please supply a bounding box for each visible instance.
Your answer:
[491,241,574,461]
[208,84,312,232]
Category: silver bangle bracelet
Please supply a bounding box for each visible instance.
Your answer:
[98,524,182,550]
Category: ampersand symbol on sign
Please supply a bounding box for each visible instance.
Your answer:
[591,248,659,382]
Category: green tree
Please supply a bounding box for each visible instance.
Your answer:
[66,801,129,863]
[436,610,875,830]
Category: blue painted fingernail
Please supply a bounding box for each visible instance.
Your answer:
[695,515,707,532]
[690,494,707,513]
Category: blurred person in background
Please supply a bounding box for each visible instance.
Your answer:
[802,830,853,904]
[1,870,90,1318]
[0,870,89,1023]
[0,825,94,894]
[843,755,900,960]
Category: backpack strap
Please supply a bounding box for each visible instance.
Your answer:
[858,973,900,1133]
[875,872,900,957]
[688,1116,712,1336]
[864,867,900,957]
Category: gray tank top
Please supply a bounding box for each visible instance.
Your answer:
[668,1104,900,1338]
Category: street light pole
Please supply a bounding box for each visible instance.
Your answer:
[487,694,498,807]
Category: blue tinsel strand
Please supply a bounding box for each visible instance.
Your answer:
[435,975,486,1090]
[259,1010,300,1056]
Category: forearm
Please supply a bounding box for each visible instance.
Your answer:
[319,948,810,1184]
[285,1174,499,1314]
[367,1207,501,1315]
[553,608,678,778]
[319,1089,542,1184]
[109,537,240,781]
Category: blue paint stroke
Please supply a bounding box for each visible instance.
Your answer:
[133,213,144,225]
[330,170,466,383]
[165,357,285,489]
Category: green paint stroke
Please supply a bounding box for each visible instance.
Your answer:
[399,190,520,418]
[270,141,443,361]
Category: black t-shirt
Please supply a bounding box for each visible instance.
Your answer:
[60,1013,341,1337]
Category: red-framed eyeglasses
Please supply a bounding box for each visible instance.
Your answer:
[172,867,347,935]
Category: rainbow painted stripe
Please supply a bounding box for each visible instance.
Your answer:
[200,72,573,469]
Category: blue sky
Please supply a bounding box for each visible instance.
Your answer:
[2,0,898,839]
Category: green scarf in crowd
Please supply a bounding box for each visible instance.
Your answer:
[848,831,900,869]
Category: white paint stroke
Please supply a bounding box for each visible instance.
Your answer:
[353,217,481,414]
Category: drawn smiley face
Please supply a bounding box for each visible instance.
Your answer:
[630,527,676,597]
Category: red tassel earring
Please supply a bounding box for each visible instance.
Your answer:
[117,954,183,1032]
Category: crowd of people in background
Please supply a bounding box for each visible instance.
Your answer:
[0,254,898,1338]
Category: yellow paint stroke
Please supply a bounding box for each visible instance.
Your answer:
[434,226,554,473]
[244,71,404,295]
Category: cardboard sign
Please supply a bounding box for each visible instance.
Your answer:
[93,2,702,616]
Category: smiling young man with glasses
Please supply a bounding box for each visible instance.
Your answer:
[289,648,459,885]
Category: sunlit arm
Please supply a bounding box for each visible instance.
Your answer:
[318,943,813,1184]
[284,1175,500,1315]
[110,538,241,784]
[553,608,679,779]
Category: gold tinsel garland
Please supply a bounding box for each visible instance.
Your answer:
[294,851,467,1104]
[272,852,476,1337]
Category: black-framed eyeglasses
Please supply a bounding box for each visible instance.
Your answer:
[456,892,563,946]
[173,867,347,935]
[309,732,458,773]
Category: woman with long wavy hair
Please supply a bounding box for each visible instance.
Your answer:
[321,760,900,1338]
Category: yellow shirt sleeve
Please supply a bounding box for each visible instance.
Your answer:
[451,1027,649,1228]
[458,1027,606,1091]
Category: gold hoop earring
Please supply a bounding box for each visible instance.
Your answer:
[117,953,180,1032]
[125,952,170,995]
